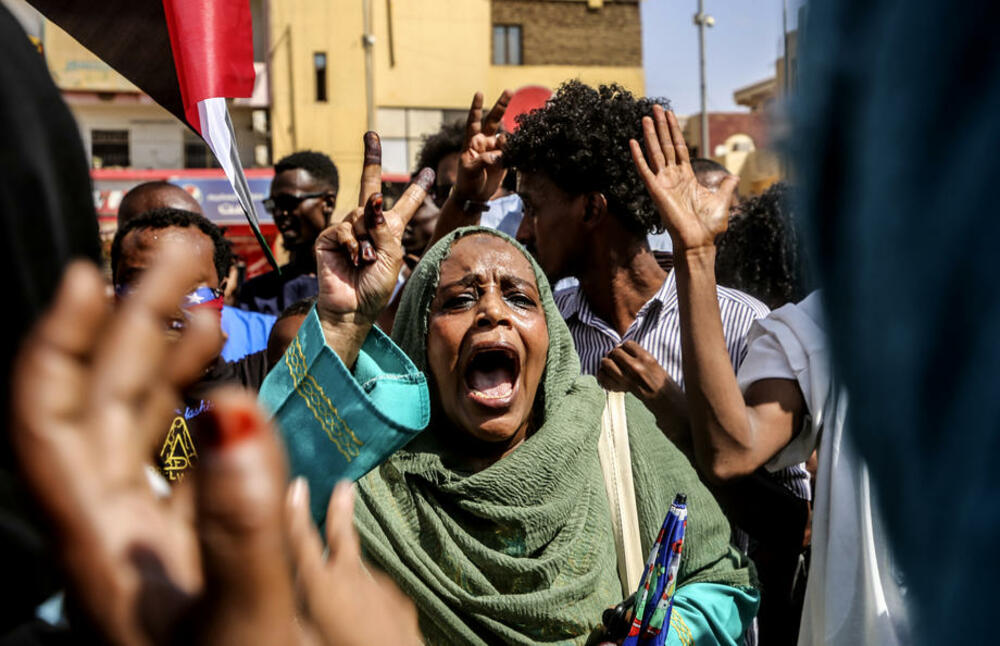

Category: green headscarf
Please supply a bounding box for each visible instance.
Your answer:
[355,227,752,645]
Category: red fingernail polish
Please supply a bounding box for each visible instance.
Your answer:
[203,405,258,449]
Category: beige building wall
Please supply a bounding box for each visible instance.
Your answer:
[271,0,645,216]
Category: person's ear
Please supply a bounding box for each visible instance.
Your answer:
[581,192,608,229]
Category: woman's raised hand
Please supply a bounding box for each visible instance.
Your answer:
[453,90,511,203]
[315,132,433,363]
[629,105,739,252]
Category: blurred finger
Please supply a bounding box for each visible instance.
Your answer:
[15,262,109,421]
[641,116,665,173]
[653,105,675,166]
[481,89,511,136]
[92,241,201,407]
[30,261,109,361]
[165,308,225,388]
[388,167,435,231]
[324,481,360,563]
[359,131,382,207]
[285,478,328,602]
[464,92,484,145]
[195,389,296,646]
[666,110,690,164]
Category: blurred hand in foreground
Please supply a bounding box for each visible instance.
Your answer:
[10,245,420,645]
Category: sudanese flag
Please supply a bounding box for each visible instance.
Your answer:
[27,0,277,269]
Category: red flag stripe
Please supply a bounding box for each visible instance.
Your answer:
[161,0,256,133]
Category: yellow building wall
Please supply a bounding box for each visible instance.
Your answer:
[267,0,369,215]
[271,0,643,218]
[42,19,136,92]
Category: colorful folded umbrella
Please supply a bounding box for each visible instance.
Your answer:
[623,493,688,646]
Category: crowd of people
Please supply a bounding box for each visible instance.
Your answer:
[6,0,971,643]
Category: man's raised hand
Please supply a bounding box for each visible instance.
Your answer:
[629,105,739,251]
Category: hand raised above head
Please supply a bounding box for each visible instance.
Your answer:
[315,131,434,364]
[629,105,739,252]
[454,89,512,204]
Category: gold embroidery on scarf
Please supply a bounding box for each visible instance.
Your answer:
[160,415,198,481]
[669,610,693,645]
[286,336,363,461]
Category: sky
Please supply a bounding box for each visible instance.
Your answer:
[641,0,804,115]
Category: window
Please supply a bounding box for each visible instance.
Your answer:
[492,25,522,65]
[314,52,327,102]
[183,130,219,168]
[91,129,129,168]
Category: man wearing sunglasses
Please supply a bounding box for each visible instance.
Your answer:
[238,150,339,315]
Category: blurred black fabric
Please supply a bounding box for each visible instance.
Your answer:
[794,0,1000,642]
[0,4,100,639]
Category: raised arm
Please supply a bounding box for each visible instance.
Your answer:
[315,132,434,368]
[426,90,511,248]
[629,106,804,483]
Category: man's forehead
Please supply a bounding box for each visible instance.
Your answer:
[271,168,324,194]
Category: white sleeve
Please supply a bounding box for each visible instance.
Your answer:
[736,292,831,470]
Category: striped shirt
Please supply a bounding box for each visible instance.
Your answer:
[554,270,811,502]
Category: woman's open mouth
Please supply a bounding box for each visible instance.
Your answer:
[463,344,521,408]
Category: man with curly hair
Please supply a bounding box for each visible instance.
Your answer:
[504,82,810,642]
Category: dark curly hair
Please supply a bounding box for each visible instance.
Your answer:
[111,207,234,286]
[414,120,465,175]
[275,150,339,192]
[715,183,812,309]
[502,81,669,236]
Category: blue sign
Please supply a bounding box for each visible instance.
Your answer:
[169,177,274,225]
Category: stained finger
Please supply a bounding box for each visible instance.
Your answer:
[464,92,484,145]
[666,110,690,164]
[357,192,384,264]
[641,115,665,173]
[358,131,382,208]
[653,105,675,166]
[389,167,435,230]
[481,89,511,136]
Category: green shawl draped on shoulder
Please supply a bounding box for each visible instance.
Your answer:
[354,227,752,645]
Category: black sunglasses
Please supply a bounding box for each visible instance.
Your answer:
[263,192,328,214]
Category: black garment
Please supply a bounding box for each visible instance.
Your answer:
[0,6,101,639]
[236,262,318,316]
[185,349,270,405]
[158,351,271,482]
[795,0,1000,641]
